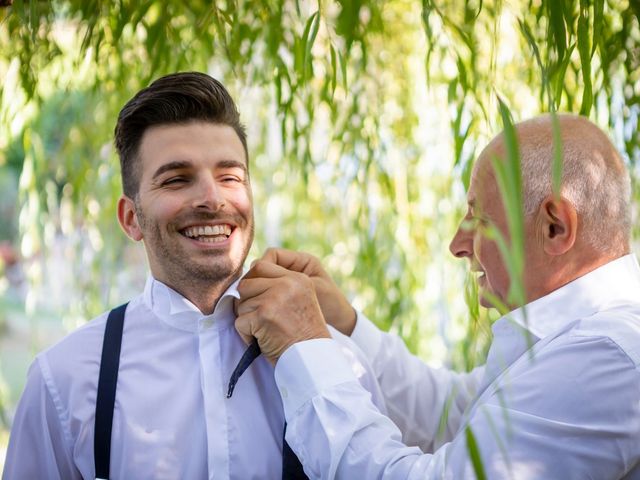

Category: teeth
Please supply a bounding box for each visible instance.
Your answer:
[198,235,227,243]
[183,224,232,238]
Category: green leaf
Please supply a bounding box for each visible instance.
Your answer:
[302,10,320,82]
[518,19,548,105]
[338,49,348,89]
[330,43,337,97]
[465,426,487,480]
[494,96,526,309]
[577,0,593,115]
[592,0,604,57]
[553,43,576,108]
[548,0,567,60]
[550,111,563,200]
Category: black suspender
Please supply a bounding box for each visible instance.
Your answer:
[94,304,308,480]
[94,302,127,480]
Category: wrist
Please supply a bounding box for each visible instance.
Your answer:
[338,306,357,336]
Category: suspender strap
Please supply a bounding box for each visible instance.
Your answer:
[282,423,309,480]
[94,302,307,479]
[94,303,128,480]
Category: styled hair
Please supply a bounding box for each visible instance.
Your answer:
[517,114,631,255]
[114,72,248,198]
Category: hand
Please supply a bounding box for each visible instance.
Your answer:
[257,248,357,335]
[236,260,331,365]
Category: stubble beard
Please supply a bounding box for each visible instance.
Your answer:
[136,204,255,291]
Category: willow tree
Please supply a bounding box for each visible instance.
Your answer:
[0,0,639,431]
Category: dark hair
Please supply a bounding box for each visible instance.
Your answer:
[114,72,248,198]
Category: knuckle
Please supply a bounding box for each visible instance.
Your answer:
[252,259,266,271]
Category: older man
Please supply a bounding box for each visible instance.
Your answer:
[2,72,384,480]
[236,114,640,478]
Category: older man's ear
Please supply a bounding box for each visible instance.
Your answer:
[539,195,578,256]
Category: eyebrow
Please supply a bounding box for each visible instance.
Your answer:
[151,159,247,181]
[216,160,248,173]
[151,161,193,181]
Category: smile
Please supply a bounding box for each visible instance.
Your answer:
[180,224,234,243]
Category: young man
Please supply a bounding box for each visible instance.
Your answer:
[237,114,640,478]
[2,72,384,479]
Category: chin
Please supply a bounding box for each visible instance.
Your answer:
[478,288,500,310]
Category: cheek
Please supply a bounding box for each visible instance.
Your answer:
[228,187,253,215]
[475,237,505,275]
[140,195,184,227]
[472,233,485,260]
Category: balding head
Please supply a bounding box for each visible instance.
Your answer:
[451,114,632,310]
[486,114,631,256]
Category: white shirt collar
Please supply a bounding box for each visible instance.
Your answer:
[499,253,640,339]
[143,275,242,332]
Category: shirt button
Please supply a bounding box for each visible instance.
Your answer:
[281,387,288,398]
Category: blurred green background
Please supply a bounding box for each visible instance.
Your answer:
[1,0,639,468]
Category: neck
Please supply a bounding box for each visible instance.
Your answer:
[527,248,622,305]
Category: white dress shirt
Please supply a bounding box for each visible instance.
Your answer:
[275,254,640,479]
[2,276,385,480]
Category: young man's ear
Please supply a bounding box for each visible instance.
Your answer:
[538,194,577,256]
[117,195,143,241]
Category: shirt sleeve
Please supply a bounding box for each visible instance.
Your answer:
[349,312,484,451]
[326,325,388,416]
[275,335,640,480]
[2,357,81,480]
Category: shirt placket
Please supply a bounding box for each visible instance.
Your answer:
[198,319,230,480]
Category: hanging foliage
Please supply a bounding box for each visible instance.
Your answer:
[0,1,638,404]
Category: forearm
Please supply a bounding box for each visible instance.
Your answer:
[350,312,483,450]
[275,339,477,479]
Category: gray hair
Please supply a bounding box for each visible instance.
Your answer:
[517,114,631,254]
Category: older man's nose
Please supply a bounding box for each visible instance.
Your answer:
[449,222,473,259]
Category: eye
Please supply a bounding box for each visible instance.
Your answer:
[220,175,243,183]
[473,215,490,228]
[162,176,188,186]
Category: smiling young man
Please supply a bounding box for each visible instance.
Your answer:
[2,72,384,479]
[236,114,640,478]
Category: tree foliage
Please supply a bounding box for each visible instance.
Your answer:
[0,2,639,425]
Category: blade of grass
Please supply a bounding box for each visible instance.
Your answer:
[465,426,488,480]
[493,97,526,310]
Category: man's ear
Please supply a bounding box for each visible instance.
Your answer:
[117,195,143,241]
[538,194,577,256]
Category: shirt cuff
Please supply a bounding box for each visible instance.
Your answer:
[275,338,358,419]
[349,310,383,361]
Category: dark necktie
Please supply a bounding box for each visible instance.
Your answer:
[228,340,309,479]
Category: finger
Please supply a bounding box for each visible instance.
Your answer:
[243,258,292,280]
[235,311,258,345]
[260,248,320,277]
[238,275,292,299]
[235,295,262,316]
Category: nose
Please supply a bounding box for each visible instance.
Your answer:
[193,175,225,211]
[449,219,473,259]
